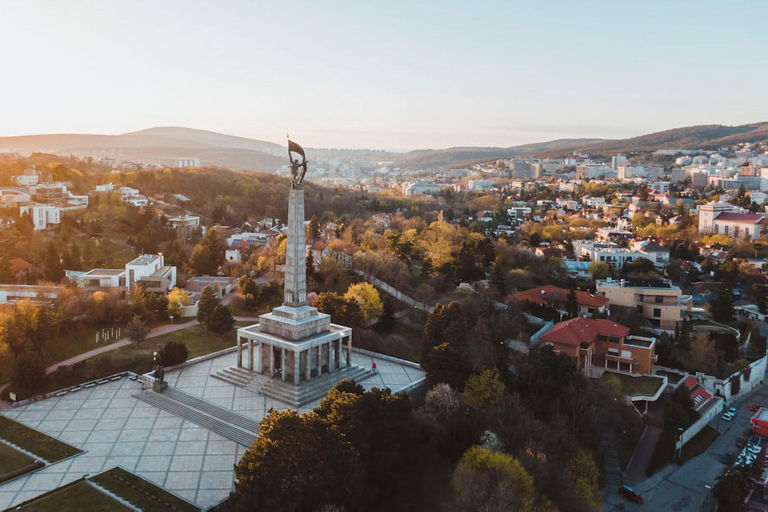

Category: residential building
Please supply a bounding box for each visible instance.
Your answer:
[12,168,40,187]
[467,179,494,191]
[507,206,532,220]
[19,203,61,230]
[402,181,440,196]
[178,158,200,168]
[698,202,764,240]
[680,376,713,412]
[611,155,627,169]
[596,277,692,330]
[513,285,609,317]
[576,164,614,179]
[536,317,657,375]
[168,215,200,229]
[572,240,647,271]
[628,239,670,269]
[125,254,177,293]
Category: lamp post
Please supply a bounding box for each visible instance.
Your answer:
[677,427,684,463]
[704,484,712,512]
[170,315,175,325]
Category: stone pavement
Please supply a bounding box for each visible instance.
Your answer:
[0,347,425,509]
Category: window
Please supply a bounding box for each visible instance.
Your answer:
[724,225,729,235]
[653,308,661,318]
[655,295,663,303]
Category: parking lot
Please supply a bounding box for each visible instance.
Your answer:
[605,380,768,511]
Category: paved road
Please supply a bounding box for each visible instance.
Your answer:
[606,383,768,511]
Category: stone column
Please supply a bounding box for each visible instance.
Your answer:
[317,345,323,377]
[255,342,261,374]
[237,337,242,368]
[330,339,336,371]
[294,350,301,385]
[248,340,254,371]
[283,189,307,307]
[305,350,311,381]
[269,344,274,377]
[346,337,352,366]
[281,348,287,382]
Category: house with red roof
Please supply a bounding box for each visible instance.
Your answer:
[513,285,609,317]
[680,376,713,412]
[698,202,765,241]
[536,317,657,375]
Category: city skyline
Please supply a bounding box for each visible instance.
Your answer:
[2,0,767,149]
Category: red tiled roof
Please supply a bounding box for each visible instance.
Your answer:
[714,212,765,224]
[9,258,32,273]
[681,376,713,411]
[538,317,629,347]
[513,285,609,308]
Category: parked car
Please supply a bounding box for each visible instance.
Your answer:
[723,411,736,421]
[619,485,643,504]
[751,404,761,412]
[729,407,738,415]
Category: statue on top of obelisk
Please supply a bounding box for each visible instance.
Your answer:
[287,135,308,189]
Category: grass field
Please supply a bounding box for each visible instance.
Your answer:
[0,442,36,476]
[601,372,665,397]
[0,417,82,463]
[91,467,200,512]
[657,370,686,384]
[17,480,132,512]
[114,323,238,362]
[0,326,121,385]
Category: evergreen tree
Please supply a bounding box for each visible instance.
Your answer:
[308,214,321,239]
[710,283,736,324]
[374,297,396,334]
[197,285,220,323]
[566,288,579,318]
[306,253,315,282]
[125,314,149,345]
[0,257,13,283]
[420,257,434,279]
[489,264,507,297]
[190,228,227,275]
[208,304,235,333]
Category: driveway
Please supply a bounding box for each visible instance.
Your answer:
[606,383,768,511]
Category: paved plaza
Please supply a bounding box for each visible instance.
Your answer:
[0,348,425,510]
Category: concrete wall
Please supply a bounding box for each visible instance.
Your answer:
[696,353,768,402]
[678,396,725,447]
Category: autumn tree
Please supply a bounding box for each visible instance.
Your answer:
[463,367,506,410]
[451,445,535,512]
[313,292,363,326]
[344,282,383,323]
[167,287,192,317]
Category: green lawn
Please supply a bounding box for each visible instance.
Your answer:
[0,417,82,463]
[0,441,36,477]
[681,426,720,462]
[600,372,665,397]
[657,370,685,384]
[129,324,238,361]
[16,480,132,512]
[0,326,121,385]
[91,467,200,512]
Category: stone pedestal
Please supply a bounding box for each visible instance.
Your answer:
[152,380,168,393]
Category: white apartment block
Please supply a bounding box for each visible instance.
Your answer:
[467,179,494,191]
[402,181,440,196]
[20,203,61,230]
[126,254,177,293]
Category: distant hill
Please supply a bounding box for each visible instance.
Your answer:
[0,126,286,171]
[399,139,606,169]
[535,122,768,157]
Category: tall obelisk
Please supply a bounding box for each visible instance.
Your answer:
[283,188,307,307]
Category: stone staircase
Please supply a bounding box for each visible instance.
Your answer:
[260,365,375,408]
[133,389,257,446]
[211,366,254,387]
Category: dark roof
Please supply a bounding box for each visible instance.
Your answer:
[714,212,764,224]
[539,317,629,347]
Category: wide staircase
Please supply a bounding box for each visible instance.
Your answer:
[261,365,375,408]
[133,389,258,447]
[211,364,375,408]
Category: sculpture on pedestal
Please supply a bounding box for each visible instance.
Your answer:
[287,137,308,189]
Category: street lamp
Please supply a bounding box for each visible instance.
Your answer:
[170,315,175,325]
[677,427,684,462]
[704,484,712,511]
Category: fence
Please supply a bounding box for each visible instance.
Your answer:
[357,271,433,312]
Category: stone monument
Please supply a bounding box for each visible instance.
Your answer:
[227,139,370,407]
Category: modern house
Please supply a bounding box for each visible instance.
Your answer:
[125,254,176,293]
[596,278,692,330]
[536,317,657,375]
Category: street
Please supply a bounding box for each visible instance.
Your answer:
[605,381,768,511]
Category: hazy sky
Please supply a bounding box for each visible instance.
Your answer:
[2,0,767,149]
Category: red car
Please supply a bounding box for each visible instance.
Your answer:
[619,485,643,504]
[750,404,760,412]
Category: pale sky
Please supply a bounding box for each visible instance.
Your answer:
[1,0,767,150]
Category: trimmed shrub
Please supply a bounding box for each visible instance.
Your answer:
[158,341,189,367]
